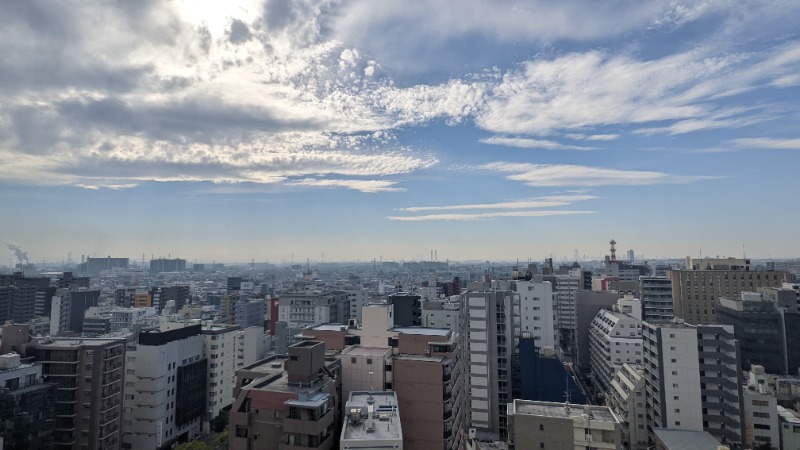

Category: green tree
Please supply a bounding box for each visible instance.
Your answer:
[212,428,229,449]
[175,441,212,450]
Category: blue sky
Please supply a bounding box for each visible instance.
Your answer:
[2,0,800,264]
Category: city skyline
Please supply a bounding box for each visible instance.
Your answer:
[2,1,800,262]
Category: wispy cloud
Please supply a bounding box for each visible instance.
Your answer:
[398,195,596,212]
[288,178,405,193]
[480,136,596,151]
[390,194,597,221]
[476,42,800,137]
[75,183,138,191]
[730,137,800,150]
[481,162,720,187]
[564,134,620,141]
[387,210,596,221]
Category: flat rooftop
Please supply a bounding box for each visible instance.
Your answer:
[653,428,723,450]
[309,324,348,331]
[512,400,617,423]
[393,354,445,363]
[342,391,402,445]
[391,326,450,336]
[36,337,125,347]
[341,346,391,357]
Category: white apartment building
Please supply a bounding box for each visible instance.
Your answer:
[110,307,157,332]
[201,323,239,429]
[463,288,519,439]
[515,278,555,351]
[340,346,392,402]
[743,386,779,448]
[278,289,348,329]
[162,321,241,431]
[554,269,583,353]
[422,296,461,330]
[643,322,745,446]
[588,300,643,393]
[778,406,800,450]
[608,363,648,450]
[340,286,369,322]
[123,325,206,449]
[234,325,268,369]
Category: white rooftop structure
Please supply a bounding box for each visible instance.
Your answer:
[341,391,402,449]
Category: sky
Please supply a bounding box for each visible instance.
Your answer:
[2,0,800,265]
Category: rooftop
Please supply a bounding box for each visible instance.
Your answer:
[391,326,450,336]
[341,346,391,357]
[653,428,724,450]
[393,354,445,363]
[341,391,402,446]
[309,324,348,332]
[511,400,617,423]
[36,337,125,348]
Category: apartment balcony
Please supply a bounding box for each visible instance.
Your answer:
[101,400,120,414]
[283,408,334,436]
[278,431,334,450]
[703,401,740,416]
[101,387,121,401]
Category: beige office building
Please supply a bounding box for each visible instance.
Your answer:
[507,399,620,450]
[670,266,787,324]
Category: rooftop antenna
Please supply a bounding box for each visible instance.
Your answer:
[609,239,617,262]
[564,372,571,414]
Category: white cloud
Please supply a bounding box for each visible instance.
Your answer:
[481,162,719,187]
[480,136,596,151]
[387,210,596,221]
[398,195,596,212]
[730,138,800,150]
[1,0,798,196]
[476,42,800,137]
[288,178,405,193]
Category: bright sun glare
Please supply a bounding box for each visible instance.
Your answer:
[178,0,259,37]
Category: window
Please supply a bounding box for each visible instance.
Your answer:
[539,424,544,431]
[235,426,248,438]
[367,358,373,365]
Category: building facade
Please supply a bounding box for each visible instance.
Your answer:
[506,399,620,450]
[642,322,745,447]
[228,341,341,450]
[639,277,673,323]
[462,288,519,439]
[669,267,787,325]
[122,325,206,449]
[34,337,126,450]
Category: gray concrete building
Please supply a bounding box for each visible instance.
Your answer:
[506,399,620,450]
[640,277,673,323]
[643,322,745,447]
[340,391,402,449]
[462,288,519,439]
